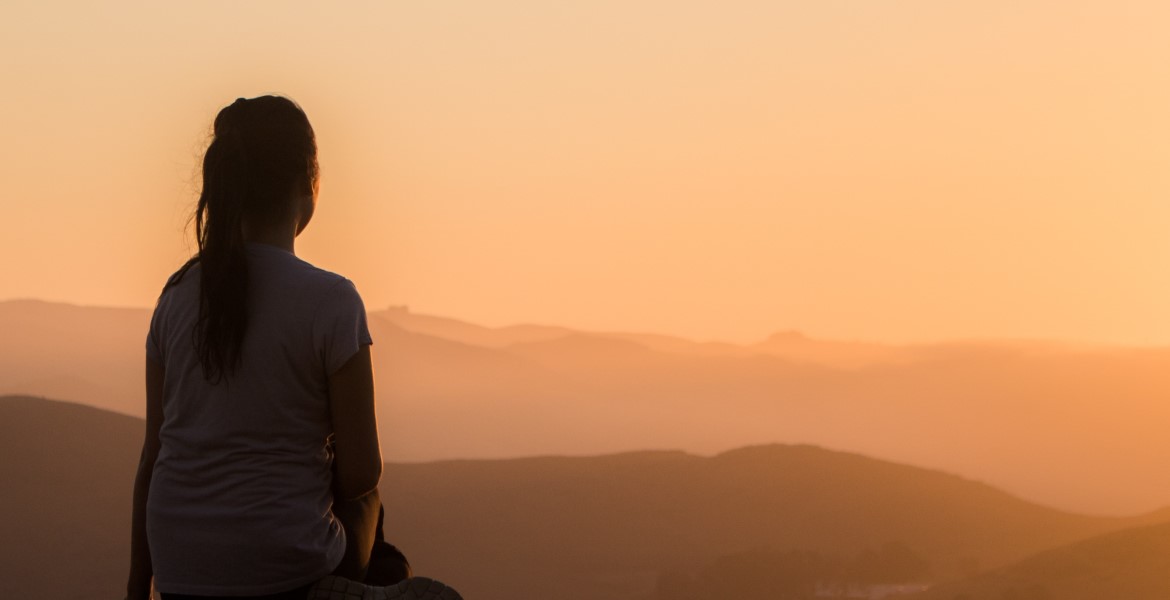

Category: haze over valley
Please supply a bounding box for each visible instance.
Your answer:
[4,298,1168,518]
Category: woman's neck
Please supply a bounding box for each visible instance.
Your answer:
[242,219,297,254]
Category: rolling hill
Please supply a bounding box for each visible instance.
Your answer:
[915,520,1170,600]
[0,395,142,600]
[4,298,1170,516]
[3,395,1167,600]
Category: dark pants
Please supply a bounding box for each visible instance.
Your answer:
[160,491,411,600]
[159,584,313,600]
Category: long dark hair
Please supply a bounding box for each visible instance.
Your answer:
[160,95,319,384]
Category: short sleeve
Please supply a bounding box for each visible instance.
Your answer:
[314,278,374,377]
[145,264,192,366]
[146,304,164,365]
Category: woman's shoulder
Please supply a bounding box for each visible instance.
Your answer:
[154,257,201,305]
[154,247,364,309]
[283,256,356,295]
[244,243,348,287]
[267,253,365,312]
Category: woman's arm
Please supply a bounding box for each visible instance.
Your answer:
[327,344,383,581]
[328,344,382,501]
[126,356,165,600]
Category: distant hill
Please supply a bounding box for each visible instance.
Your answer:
[381,444,1170,600]
[5,396,1161,600]
[5,299,1170,515]
[0,395,142,600]
[371,305,923,367]
[0,299,149,416]
[915,520,1170,600]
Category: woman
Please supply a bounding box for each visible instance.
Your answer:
[124,95,457,600]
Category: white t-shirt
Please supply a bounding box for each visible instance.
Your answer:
[144,241,373,596]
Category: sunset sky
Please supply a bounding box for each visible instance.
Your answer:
[2,1,1169,345]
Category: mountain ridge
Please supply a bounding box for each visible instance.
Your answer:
[5,298,1170,515]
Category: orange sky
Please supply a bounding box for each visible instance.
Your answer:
[2,1,1169,345]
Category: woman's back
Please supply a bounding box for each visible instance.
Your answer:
[145,241,372,596]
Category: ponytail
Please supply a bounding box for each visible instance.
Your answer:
[164,95,318,385]
[192,110,251,384]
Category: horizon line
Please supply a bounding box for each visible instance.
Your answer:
[3,295,1166,350]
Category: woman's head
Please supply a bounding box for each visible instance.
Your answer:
[174,94,319,383]
[200,95,319,241]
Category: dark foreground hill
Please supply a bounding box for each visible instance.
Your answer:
[378,445,1164,599]
[0,395,142,600]
[915,520,1170,600]
[2,395,1166,600]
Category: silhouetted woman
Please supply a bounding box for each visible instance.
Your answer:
[124,95,456,600]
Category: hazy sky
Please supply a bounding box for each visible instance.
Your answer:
[2,1,1169,345]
